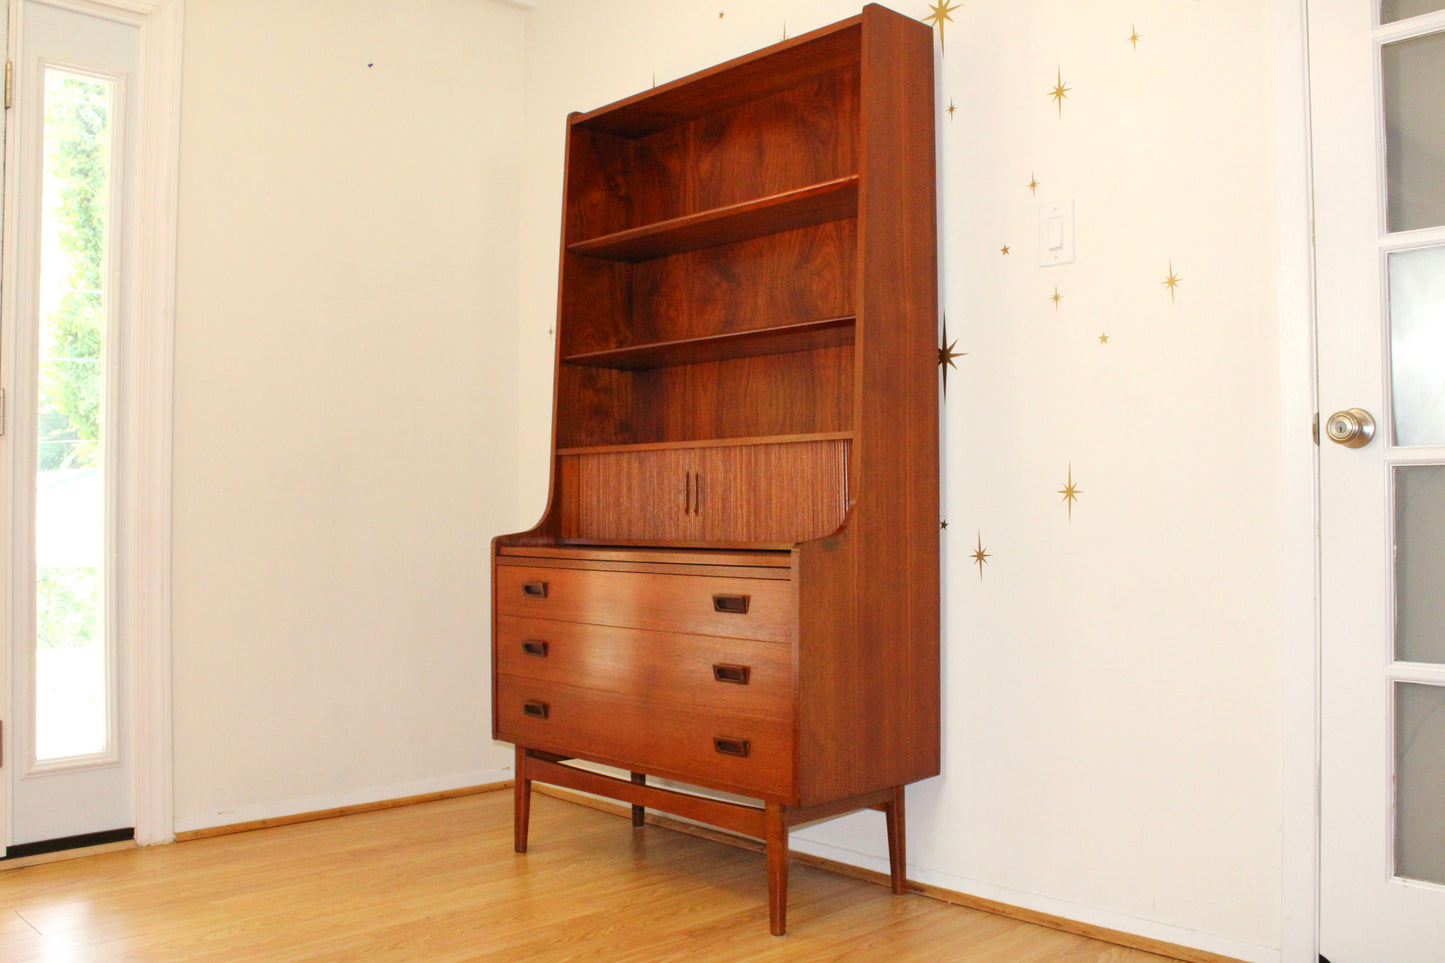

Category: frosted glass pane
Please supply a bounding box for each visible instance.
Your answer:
[1382,32,1445,232]
[1395,466,1445,664]
[1382,0,1445,23]
[1388,247,1445,446]
[1396,682,1445,884]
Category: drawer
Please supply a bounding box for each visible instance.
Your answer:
[496,676,792,799]
[497,616,791,718]
[495,565,793,641]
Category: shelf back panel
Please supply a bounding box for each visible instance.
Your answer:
[623,66,859,228]
[632,220,856,344]
[557,343,854,450]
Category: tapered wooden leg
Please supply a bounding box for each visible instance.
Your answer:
[884,784,906,895]
[765,802,789,936]
[630,772,646,827]
[514,746,532,853]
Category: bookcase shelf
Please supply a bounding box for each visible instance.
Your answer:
[562,317,855,370]
[567,177,859,263]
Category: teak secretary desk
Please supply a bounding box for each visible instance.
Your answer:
[491,3,939,935]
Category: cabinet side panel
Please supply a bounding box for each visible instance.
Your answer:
[798,7,939,805]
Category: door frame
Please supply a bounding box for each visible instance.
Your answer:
[0,0,181,848]
[1272,0,1320,961]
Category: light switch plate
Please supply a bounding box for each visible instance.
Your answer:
[1039,199,1075,266]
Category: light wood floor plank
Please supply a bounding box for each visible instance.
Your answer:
[0,791,1188,962]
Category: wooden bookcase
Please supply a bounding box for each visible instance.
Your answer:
[493,4,938,935]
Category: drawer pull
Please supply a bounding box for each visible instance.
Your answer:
[521,581,549,598]
[713,737,750,758]
[712,663,751,685]
[522,701,550,720]
[521,640,549,658]
[712,594,750,614]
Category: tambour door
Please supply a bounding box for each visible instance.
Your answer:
[691,440,850,544]
[560,448,696,542]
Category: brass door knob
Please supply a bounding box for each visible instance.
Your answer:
[1325,408,1376,448]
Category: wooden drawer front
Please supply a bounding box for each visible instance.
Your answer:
[495,565,793,641]
[497,676,792,799]
[497,616,790,718]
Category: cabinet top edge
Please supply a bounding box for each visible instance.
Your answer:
[497,545,795,567]
[569,15,865,138]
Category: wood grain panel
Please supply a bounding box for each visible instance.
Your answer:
[795,4,939,806]
[623,68,859,227]
[632,220,855,343]
[497,676,793,799]
[560,448,694,541]
[694,440,850,543]
[495,564,794,642]
[646,347,854,442]
[560,439,849,545]
[576,21,861,138]
[496,616,791,718]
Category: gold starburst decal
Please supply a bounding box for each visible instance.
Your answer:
[947,98,957,120]
[1128,25,1141,49]
[972,532,990,580]
[938,317,965,394]
[1028,173,1039,195]
[924,1,961,54]
[1049,67,1070,116]
[1162,260,1182,303]
[1098,333,1109,344]
[1050,285,1062,309]
[1058,463,1082,520]
[1001,244,1010,255]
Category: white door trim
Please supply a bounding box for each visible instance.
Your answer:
[124,0,181,849]
[1272,0,1321,961]
[0,0,181,847]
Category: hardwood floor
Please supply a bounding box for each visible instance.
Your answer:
[0,790,1182,962]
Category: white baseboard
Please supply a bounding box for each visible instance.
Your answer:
[172,768,512,836]
[787,835,1281,963]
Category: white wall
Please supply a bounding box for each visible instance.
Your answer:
[170,0,524,830]
[517,2,1286,960]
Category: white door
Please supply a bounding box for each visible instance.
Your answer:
[1313,1,1445,959]
[3,0,139,850]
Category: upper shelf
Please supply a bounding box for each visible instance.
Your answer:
[567,177,859,263]
[563,317,855,370]
[573,19,861,139]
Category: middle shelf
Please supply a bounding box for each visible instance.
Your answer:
[568,175,859,262]
[563,317,855,370]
